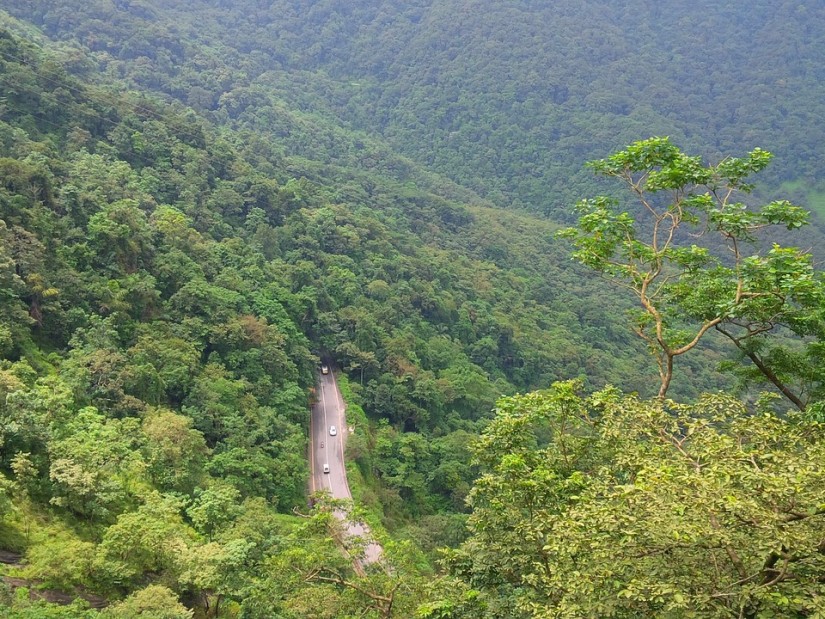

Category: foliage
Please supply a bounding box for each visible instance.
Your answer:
[0,602,98,619]
[560,137,821,402]
[103,585,192,619]
[1,3,825,617]
[7,1,825,215]
[447,383,825,617]
[0,17,663,616]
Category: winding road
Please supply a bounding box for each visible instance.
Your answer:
[310,370,382,566]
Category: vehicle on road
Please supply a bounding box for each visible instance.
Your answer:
[329,425,337,436]
[323,463,330,474]
[321,363,329,375]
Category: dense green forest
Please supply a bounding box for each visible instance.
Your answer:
[6,0,825,216]
[1,1,825,617]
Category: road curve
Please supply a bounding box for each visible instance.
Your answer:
[310,370,382,566]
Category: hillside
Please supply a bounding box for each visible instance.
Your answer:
[1,2,824,616]
[7,0,825,216]
[0,18,706,616]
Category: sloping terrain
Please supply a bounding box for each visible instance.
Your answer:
[8,0,825,215]
[1,2,820,615]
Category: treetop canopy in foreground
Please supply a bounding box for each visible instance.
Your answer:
[560,137,824,405]
[451,381,825,618]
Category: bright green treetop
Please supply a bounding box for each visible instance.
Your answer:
[559,137,820,401]
[451,381,825,618]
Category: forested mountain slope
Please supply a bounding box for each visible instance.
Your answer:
[6,0,825,215]
[2,1,823,616]
[0,16,729,615]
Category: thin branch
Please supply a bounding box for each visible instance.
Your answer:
[780,509,825,523]
[715,325,807,411]
[306,567,399,618]
[709,512,749,581]
[659,428,702,472]
[671,317,723,356]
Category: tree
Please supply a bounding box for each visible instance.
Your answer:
[559,137,817,400]
[452,382,825,617]
[128,330,202,403]
[103,585,193,619]
[87,199,154,275]
[96,493,193,588]
[186,483,242,539]
[177,538,254,617]
[142,409,208,493]
[181,363,250,447]
[240,495,416,619]
[46,406,144,520]
[0,221,33,357]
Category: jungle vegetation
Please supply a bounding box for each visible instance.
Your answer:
[1,2,825,617]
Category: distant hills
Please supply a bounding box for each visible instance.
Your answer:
[8,1,825,216]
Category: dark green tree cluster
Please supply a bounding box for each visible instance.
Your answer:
[7,0,825,217]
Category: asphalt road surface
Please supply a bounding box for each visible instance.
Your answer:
[310,370,382,566]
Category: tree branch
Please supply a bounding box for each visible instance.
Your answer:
[715,325,807,411]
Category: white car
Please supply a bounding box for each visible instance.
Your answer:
[329,425,337,436]
[321,364,329,375]
[323,463,330,474]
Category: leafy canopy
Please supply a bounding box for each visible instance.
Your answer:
[451,382,825,618]
[559,137,820,401]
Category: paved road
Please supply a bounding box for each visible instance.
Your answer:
[310,371,349,499]
[310,370,382,566]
